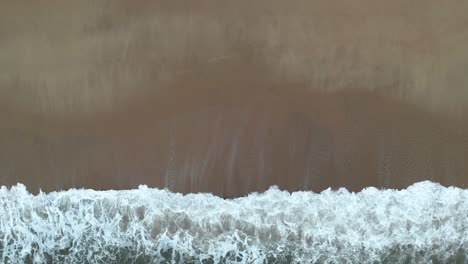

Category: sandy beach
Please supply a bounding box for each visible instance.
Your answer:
[1,1,468,196]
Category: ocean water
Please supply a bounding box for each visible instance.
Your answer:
[0,181,467,264]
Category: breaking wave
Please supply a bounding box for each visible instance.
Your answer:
[0,181,467,263]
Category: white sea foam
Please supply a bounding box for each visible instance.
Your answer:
[0,181,467,263]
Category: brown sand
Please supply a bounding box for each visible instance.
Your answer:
[1,1,468,196]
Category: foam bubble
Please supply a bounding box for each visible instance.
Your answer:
[0,181,467,263]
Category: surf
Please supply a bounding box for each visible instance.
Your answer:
[0,181,466,263]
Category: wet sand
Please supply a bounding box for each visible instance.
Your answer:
[1,1,468,196]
